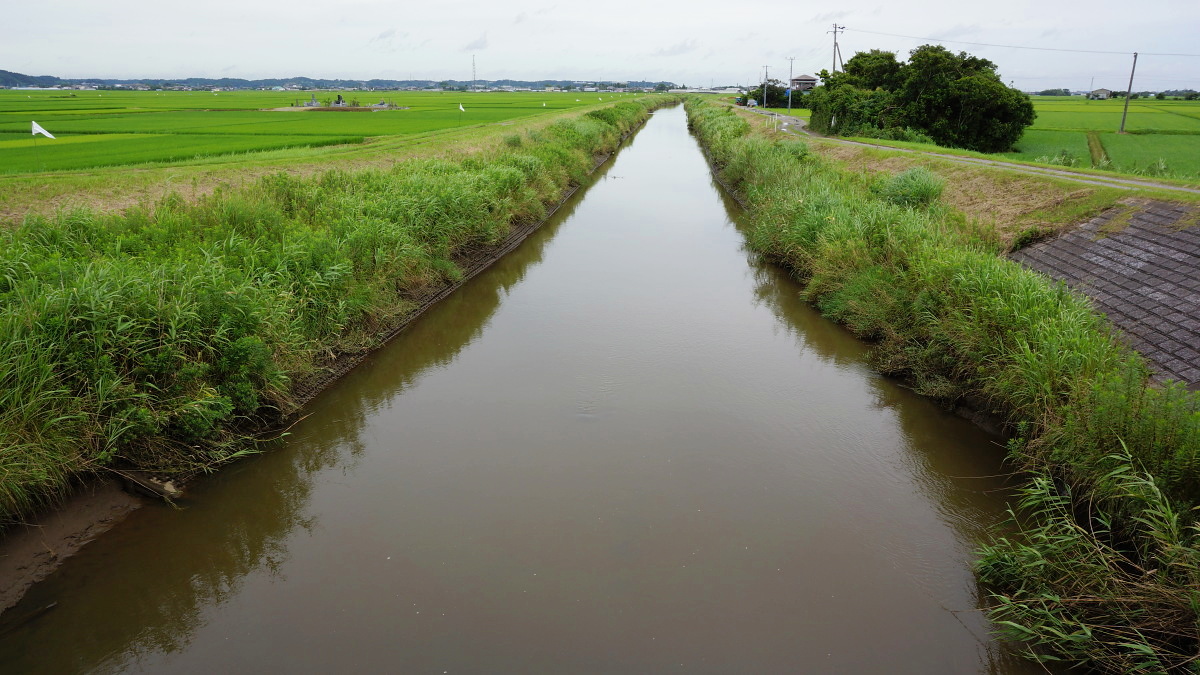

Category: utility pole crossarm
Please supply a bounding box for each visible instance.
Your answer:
[828,24,845,73]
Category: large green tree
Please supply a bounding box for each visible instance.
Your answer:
[841,49,903,91]
[808,44,1035,153]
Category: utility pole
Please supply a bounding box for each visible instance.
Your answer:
[1119,52,1138,134]
[829,24,845,73]
[472,55,476,92]
[762,65,769,108]
[787,56,795,113]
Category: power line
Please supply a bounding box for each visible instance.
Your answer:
[844,28,1200,58]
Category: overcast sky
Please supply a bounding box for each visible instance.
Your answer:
[6,0,1198,91]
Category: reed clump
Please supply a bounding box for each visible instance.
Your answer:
[0,98,671,525]
[686,97,1200,673]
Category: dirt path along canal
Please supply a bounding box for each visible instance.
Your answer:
[0,106,1039,673]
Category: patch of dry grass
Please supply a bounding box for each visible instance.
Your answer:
[806,141,1128,249]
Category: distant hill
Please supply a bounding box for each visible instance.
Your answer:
[0,70,676,91]
[0,70,65,88]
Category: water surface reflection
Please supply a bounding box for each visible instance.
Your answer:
[0,106,1037,674]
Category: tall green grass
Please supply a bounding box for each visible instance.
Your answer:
[686,97,1200,672]
[0,98,671,523]
[976,450,1200,673]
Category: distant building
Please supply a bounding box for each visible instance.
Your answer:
[1090,88,1113,100]
[790,75,819,92]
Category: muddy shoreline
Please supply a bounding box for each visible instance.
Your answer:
[0,110,656,619]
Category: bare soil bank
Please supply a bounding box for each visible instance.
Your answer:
[0,481,141,616]
[0,112,653,619]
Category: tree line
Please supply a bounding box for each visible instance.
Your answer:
[803,45,1036,153]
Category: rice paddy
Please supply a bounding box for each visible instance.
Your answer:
[0,89,641,173]
[1005,97,1200,177]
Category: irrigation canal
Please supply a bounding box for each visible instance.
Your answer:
[0,106,1040,673]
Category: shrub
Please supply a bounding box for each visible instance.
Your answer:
[872,167,945,207]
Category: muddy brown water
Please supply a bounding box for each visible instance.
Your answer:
[0,106,1039,673]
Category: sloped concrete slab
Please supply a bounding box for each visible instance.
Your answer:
[1011,201,1200,388]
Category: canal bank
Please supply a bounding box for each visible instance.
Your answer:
[0,98,675,617]
[0,105,1037,672]
[686,97,1200,672]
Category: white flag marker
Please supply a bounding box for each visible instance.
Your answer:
[31,121,55,139]
[459,103,465,112]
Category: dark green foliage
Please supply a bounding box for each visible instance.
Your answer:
[744,79,792,108]
[851,126,935,144]
[932,74,1036,151]
[809,45,1036,152]
[806,85,896,136]
[840,49,903,91]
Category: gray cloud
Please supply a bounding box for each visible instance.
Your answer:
[2,0,1196,91]
[461,33,488,51]
[653,39,698,57]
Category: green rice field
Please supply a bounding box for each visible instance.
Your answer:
[0,89,638,173]
[1000,129,1092,166]
[1006,97,1200,177]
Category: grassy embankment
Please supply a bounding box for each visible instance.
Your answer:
[773,95,1200,185]
[686,97,1200,673]
[0,90,648,222]
[0,96,673,526]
